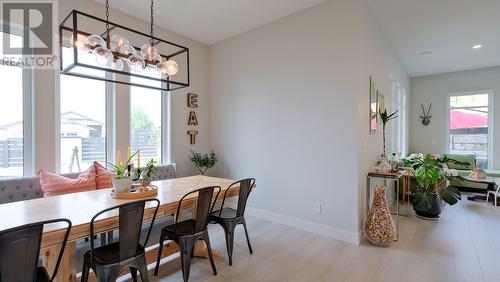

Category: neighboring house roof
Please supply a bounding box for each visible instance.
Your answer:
[60,111,103,126]
[0,111,103,129]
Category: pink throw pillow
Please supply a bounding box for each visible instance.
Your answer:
[94,161,114,189]
[38,165,97,197]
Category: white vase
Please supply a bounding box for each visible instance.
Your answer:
[113,177,132,193]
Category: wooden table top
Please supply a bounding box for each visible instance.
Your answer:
[464,176,500,185]
[0,175,238,234]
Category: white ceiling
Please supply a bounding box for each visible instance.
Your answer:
[94,0,500,77]
[366,0,500,77]
[93,0,327,45]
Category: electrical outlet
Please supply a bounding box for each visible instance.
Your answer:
[314,203,321,214]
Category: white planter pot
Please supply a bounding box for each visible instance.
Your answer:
[113,177,133,193]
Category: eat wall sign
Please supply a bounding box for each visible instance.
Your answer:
[187,93,198,144]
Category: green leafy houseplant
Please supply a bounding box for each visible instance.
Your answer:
[189,150,217,175]
[105,150,139,193]
[106,150,139,179]
[403,154,467,218]
[141,159,158,180]
[379,108,399,157]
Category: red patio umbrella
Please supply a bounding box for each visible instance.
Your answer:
[450,109,488,129]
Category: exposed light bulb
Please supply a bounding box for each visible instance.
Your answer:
[156,59,178,76]
[122,46,137,61]
[165,59,178,76]
[140,44,158,61]
[127,54,145,72]
[87,34,105,47]
[111,34,130,54]
[110,58,124,71]
[71,34,90,52]
[93,46,113,67]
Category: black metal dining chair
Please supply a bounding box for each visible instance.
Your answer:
[154,186,221,282]
[0,218,72,282]
[208,178,255,266]
[81,198,160,282]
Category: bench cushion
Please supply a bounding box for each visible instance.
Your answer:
[0,164,177,205]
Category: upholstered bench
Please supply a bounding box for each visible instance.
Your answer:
[0,164,177,272]
[0,164,177,204]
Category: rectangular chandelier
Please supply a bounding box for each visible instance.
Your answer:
[59,10,190,91]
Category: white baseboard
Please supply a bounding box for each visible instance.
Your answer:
[246,207,362,245]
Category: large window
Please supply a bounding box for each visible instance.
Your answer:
[59,48,107,173]
[448,92,491,169]
[0,32,30,178]
[130,74,162,164]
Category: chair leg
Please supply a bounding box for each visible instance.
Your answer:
[495,195,498,207]
[223,223,236,266]
[138,257,150,282]
[130,267,138,282]
[178,238,195,282]
[81,262,90,282]
[203,231,217,275]
[242,219,253,254]
[154,231,166,276]
[98,268,121,282]
[486,192,490,203]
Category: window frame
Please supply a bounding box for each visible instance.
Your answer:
[56,49,110,173]
[129,81,166,165]
[0,31,34,176]
[446,90,494,169]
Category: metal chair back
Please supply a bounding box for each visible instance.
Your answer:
[175,186,221,233]
[89,199,160,262]
[218,178,255,218]
[0,218,72,282]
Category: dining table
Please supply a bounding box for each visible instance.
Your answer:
[0,175,249,282]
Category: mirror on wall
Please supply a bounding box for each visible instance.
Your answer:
[370,76,378,134]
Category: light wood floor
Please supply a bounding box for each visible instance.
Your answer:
[121,197,500,282]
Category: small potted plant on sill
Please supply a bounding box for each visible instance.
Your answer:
[107,150,139,193]
[403,154,467,219]
[139,158,158,188]
[189,150,217,175]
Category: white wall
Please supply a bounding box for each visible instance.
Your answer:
[357,1,410,229]
[30,0,211,175]
[209,0,409,244]
[410,66,500,169]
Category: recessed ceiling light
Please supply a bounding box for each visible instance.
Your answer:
[420,50,433,56]
[473,44,483,49]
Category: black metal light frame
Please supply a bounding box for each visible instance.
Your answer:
[59,10,190,91]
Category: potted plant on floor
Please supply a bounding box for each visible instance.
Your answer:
[189,150,217,175]
[403,154,467,219]
[107,150,139,193]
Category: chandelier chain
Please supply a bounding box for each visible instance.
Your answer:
[105,0,110,31]
[150,0,154,45]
